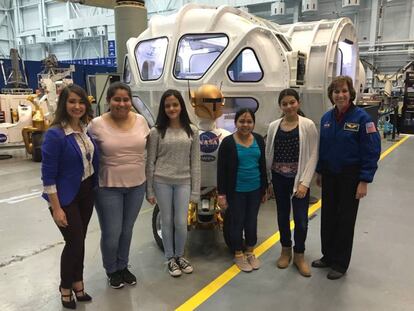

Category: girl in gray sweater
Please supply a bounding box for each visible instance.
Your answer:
[146,89,200,277]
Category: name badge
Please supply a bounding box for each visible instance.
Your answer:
[344,122,360,132]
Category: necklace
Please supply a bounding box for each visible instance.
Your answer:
[78,133,92,162]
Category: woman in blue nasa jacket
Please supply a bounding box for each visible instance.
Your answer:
[312,76,381,280]
[41,84,98,309]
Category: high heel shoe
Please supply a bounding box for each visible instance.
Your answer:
[73,287,92,302]
[59,286,76,309]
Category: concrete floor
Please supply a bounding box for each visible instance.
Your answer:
[0,136,413,311]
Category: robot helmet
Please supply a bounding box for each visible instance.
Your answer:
[190,84,225,120]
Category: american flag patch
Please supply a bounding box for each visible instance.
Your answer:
[366,122,377,133]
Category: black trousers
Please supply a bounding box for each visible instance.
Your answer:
[51,177,94,288]
[226,188,262,252]
[320,169,360,273]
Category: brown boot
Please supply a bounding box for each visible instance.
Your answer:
[293,252,311,277]
[276,247,292,269]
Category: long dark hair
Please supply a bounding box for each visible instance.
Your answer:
[106,81,132,102]
[278,88,305,117]
[155,89,194,138]
[234,108,256,124]
[51,84,92,127]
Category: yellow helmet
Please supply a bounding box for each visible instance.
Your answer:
[190,84,224,120]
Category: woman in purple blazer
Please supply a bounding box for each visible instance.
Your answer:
[41,84,98,309]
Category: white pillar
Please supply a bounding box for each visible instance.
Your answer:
[368,0,380,51]
[114,1,148,72]
[408,0,414,41]
[293,2,299,22]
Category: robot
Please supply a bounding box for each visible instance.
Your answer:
[190,84,231,189]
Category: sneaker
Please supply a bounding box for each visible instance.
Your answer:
[119,267,137,285]
[176,257,193,274]
[234,255,253,272]
[167,258,182,277]
[107,271,124,289]
[246,253,261,270]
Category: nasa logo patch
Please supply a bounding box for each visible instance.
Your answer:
[199,131,220,153]
[0,133,8,144]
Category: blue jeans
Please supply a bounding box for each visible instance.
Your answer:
[153,182,191,259]
[95,183,145,274]
[272,172,309,253]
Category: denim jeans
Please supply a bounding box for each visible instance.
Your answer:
[226,188,262,252]
[95,183,145,274]
[153,182,191,259]
[272,172,309,253]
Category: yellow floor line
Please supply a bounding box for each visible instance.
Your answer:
[380,135,409,160]
[175,135,410,311]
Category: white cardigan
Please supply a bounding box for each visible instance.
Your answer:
[265,115,319,193]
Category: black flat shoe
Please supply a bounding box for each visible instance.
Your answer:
[327,269,345,280]
[73,288,92,302]
[59,286,76,309]
[311,259,330,268]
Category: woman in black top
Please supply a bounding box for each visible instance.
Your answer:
[217,108,267,272]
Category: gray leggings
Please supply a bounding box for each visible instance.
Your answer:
[154,182,191,259]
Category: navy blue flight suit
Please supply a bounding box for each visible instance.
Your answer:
[316,104,381,273]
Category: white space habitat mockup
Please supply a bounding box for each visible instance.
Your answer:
[124,3,362,134]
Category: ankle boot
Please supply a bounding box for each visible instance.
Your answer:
[276,247,292,269]
[234,254,253,272]
[293,252,311,277]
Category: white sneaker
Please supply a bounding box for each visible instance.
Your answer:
[176,257,193,274]
[167,258,182,277]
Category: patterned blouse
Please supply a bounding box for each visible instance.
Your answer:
[272,126,299,178]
